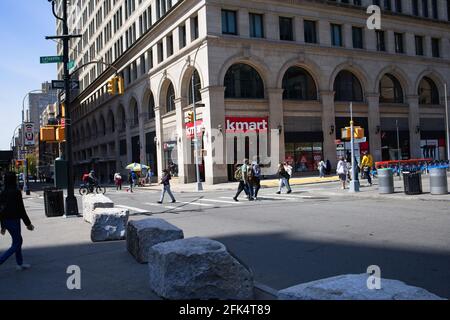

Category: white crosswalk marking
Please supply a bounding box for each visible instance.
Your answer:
[116,205,150,213]
[144,202,179,210]
[176,201,215,207]
[198,198,240,205]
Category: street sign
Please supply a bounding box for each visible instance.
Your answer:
[68,60,75,70]
[51,80,80,90]
[24,123,35,146]
[40,56,64,64]
[354,137,367,143]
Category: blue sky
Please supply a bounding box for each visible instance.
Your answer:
[0,0,58,149]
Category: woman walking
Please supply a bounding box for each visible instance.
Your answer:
[114,172,122,191]
[0,172,35,270]
[277,163,292,194]
[158,169,176,204]
[336,157,349,190]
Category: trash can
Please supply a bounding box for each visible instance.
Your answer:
[429,167,448,195]
[378,168,394,194]
[403,171,422,195]
[44,187,65,217]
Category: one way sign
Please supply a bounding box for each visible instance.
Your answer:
[52,80,80,90]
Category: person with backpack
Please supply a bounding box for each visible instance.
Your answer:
[277,163,292,194]
[158,169,176,204]
[251,161,262,200]
[318,160,326,178]
[233,162,251,202]
[0,172,35,270]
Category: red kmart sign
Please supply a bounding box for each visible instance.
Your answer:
[225,117,268,133]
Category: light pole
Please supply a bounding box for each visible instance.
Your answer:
[349,102,360,193]
[445,83,449,161]
[190,42,204,192]
[21,89,43,195]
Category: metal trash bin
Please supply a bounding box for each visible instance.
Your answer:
[378,168,394,194]
[43,187,65,217]
[403,171,422,195]
[429,167,448,195]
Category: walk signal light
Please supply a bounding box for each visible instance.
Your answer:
[342,126,365,140]
[15,160,24,168]
[107,78,117,95]
[117,76,125,95]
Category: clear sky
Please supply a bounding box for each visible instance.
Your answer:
[0,0,58,150]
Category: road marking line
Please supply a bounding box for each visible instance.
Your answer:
[116,205,151,213]
[144,202,180,210]
[257,195,298,201]
[176,201,215,207]
[198,198,240,205]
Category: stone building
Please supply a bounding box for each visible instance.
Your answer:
[62,0,450,184]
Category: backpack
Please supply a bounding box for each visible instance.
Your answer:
[234,168,243,181]
[248,166,254,181]
[253,164,261,178]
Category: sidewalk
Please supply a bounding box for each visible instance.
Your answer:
[140,175,340,193]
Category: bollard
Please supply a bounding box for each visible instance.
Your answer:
[378,168,394,194]
[429,167,448,195]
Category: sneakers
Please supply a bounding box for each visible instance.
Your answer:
[276,191,281,194]
[171,200,177,203]
[287,190,292,194]
[16,264,31,271]
[157,201,163,204]
[233,197,239,202]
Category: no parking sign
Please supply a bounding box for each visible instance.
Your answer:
[24,123,35,146]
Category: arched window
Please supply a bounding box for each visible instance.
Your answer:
[188,70,202,105]
[99,116,106,135]
[334,70,363,102]
[418,77,439,105]
[379,74,404,103]
[118,106,126,131]
[92,120,98,137]
[147,93,155,120]
[224,63,264,99]
[86,123,91,138]
[107,111,115,133]
[282,67,317,100]
[166,83,175,112]
[130,100,139,127]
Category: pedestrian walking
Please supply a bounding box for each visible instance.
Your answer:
[0,172,35,270]
[251,160,262,200]
[337,157,349,190]
[277,163,292,194]
[127,171,134,193]
[360,151,373,186]
[318,160,326,178]
[114,172,122,191]
[242,159,254,200]
[233,164,248,202]
[158,169,176,204]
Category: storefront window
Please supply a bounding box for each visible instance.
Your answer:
[285,142,323,173]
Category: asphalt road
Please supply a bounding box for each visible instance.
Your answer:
[1,180,449,299]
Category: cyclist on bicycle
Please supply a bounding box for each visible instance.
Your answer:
[88,170,98,192]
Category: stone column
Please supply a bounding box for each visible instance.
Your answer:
[201,86,228,185]
[294,16,304,43]
[174,97,188,183]
[238,8,250,38]
[407,95,422,158]
[154,106,164,180]
[139,110,147,165]
[268,89,285,168]
[125,109,133,164]
[367,93,382,162]
[318,20,330,46]
[343,24,352,49]
[114,124,121,172]
[321,91,337,168]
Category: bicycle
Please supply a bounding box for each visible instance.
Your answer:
[79,183,106,196]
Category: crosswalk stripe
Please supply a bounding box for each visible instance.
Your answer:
[144,202,179,210]
[198,198,239,205]
[116,205,150,213]
[256,195,297,201]
[176,201,215,207]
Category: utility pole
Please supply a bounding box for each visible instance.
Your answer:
[349,102,360,193]
[47,0,81,216]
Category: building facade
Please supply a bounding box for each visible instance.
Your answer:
[64,0,450,184]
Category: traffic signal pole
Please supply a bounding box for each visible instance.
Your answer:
[47,0,81,216]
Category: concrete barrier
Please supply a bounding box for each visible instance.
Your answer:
[91,208,129,242]
[148,237,254,300]
[278,274,444,300]
[82,194,114,224]
[127,218,184,263]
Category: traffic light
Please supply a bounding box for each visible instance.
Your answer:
[15,160,24,168]
[187,111,194,124]
[117,76,125,95]
[107,77,117,95]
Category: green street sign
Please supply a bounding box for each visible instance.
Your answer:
[68,60,75,70]
[40,56,64,64]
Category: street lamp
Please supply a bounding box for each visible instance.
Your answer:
[190,41,205,192]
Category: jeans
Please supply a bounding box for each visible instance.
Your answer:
[234,181,249,199]
[278,178,292,192]
[160,185,176,202]
[0,219,23,266]
[252,177,261,198]
[319,168,325,178]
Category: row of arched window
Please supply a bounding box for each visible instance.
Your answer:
[221,63,441,105]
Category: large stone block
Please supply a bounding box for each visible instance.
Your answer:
[127,218,184,263]
[278,274,444,300]
[82,194,114,224]
[91,208,129,242]
[148,237,254,300]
